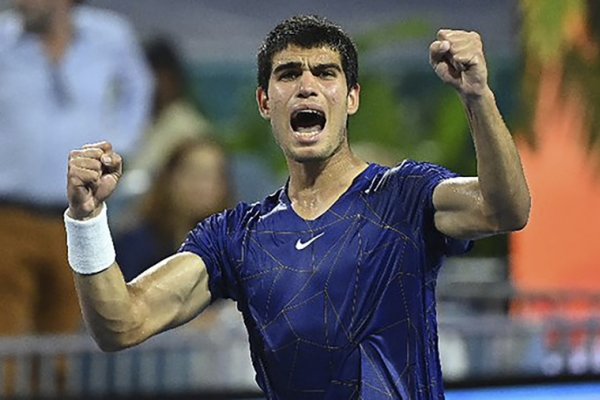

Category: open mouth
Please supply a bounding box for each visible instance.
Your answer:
[291,109,326,134]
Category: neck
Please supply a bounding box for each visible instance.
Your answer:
[287,145,368,220]
[42,4,73,64]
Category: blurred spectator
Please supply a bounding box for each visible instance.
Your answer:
[116,137,232,282]
[126,36,212,182]
[0,0,151,394]
[109,137,236,395]
[0,0,151,334]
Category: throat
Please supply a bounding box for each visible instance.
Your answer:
[288,157,369,221]
[291,190,333,221]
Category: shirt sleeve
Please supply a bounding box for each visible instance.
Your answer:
[389,160,473,257]
[178,203,253,302]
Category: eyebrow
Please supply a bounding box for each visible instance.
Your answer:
[272,61,302,75]
[272,62,342,75]
[312,63,343,73]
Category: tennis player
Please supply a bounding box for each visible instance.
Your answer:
[65,15,530,399]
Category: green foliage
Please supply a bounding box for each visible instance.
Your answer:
[348,75,406,150]
[227,84,287,174]
[519,0,600,149]
[520,0,584,64]
[354,19,431,51]
[430,90,474,173]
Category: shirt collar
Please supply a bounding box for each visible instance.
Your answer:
[11,7,83,45]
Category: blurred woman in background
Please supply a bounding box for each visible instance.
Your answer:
[128,36,212,176]
[116,137,232,282]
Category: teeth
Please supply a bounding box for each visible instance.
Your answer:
[302,110,320,116]
[295,128,320,134]
[292,109,323,118]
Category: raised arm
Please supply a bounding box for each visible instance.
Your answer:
[66,142,211,351]
[428,29,531,240]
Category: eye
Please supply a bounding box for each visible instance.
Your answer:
[279,70,300,81]
[318,69,336,79]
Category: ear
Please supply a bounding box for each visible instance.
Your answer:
[346,84,360,116]
[256,87,270,120]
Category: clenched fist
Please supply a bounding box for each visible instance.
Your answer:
[67,141,122,220]
[429,29,489,98]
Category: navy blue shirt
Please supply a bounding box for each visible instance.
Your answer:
[180,161,472,399]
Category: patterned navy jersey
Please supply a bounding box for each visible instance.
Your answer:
[180,161,472,399]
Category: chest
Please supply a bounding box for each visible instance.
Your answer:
[0,42,118,110]
[236,200,425,349]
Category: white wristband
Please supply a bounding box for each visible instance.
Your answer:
[64,203,116,275]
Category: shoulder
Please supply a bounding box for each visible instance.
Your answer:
[191,189,284,236]
[364,161,460,215]
[231,188,288,226]
[182,189,285,258]
[391,160,456,179]
[370,160,456,188]
[216,201,262,232]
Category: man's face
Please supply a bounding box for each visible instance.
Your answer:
[257,45,360,163]
[14,0,58,33]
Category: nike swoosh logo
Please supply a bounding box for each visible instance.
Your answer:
[295,232,325,250]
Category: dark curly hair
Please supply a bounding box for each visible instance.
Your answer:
[257,15,359,92]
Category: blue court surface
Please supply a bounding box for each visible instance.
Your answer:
[446,383,600,399]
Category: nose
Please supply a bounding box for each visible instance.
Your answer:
[297,70,318,98]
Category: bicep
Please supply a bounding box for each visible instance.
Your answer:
[128,251,212,335]
[432,177,498,240]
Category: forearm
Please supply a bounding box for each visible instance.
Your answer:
[65,144,211,351]
[463,88,530,228]
[64,203,146,350]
